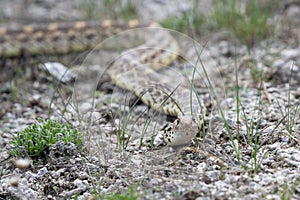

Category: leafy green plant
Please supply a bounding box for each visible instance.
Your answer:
[10,119,82,159]
[211,0,278,47]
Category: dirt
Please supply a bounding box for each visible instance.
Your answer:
[0,0,300,199]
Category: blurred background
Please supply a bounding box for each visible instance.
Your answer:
[0,0,299,45]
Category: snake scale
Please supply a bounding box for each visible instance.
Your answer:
[0,20,205,146]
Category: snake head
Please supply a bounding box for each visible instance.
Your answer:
[163,115,199,146]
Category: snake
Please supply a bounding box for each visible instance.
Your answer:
[0,20,143,58]
[0,20,205,146]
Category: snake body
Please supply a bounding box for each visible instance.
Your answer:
[107,23,204,146]
[1,21,204,146]
[0,20,142,58]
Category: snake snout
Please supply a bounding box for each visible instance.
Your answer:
[162,115,198,146]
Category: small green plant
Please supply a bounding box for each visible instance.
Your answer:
[103,0,136,21]
[115,97,135,150]
[280,177,300,200]
[79,0,101,20]
[161,0,204,34]
[139,114,161,148]
[211,0,278,47]
[161,12,204,34]
[7,66,31,104]
[10,119,82,159]
[116,92,161,149]
[286,65,300,138]
[94,185,139,200]
[79,0,137,21]
[196,44,241,165]
[118,0,136,21]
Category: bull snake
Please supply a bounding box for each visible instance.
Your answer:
[0,20,205,146]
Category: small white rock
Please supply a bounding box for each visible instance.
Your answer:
[281,49,299,61]
[39,62,77,83]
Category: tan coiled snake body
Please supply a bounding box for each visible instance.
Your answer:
[0,20,205,146]
[107,23,205,146]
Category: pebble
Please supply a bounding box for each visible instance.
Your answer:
[37,167,48,177]
[39,62,77,83]
[51,168,66,178]
[281,49,299,61]
[273,59,285,68]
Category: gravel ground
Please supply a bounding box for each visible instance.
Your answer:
[0,0,300,199]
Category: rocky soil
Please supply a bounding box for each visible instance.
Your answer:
[0,0,300,199]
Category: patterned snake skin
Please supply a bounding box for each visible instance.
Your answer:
[0,20,205,146]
